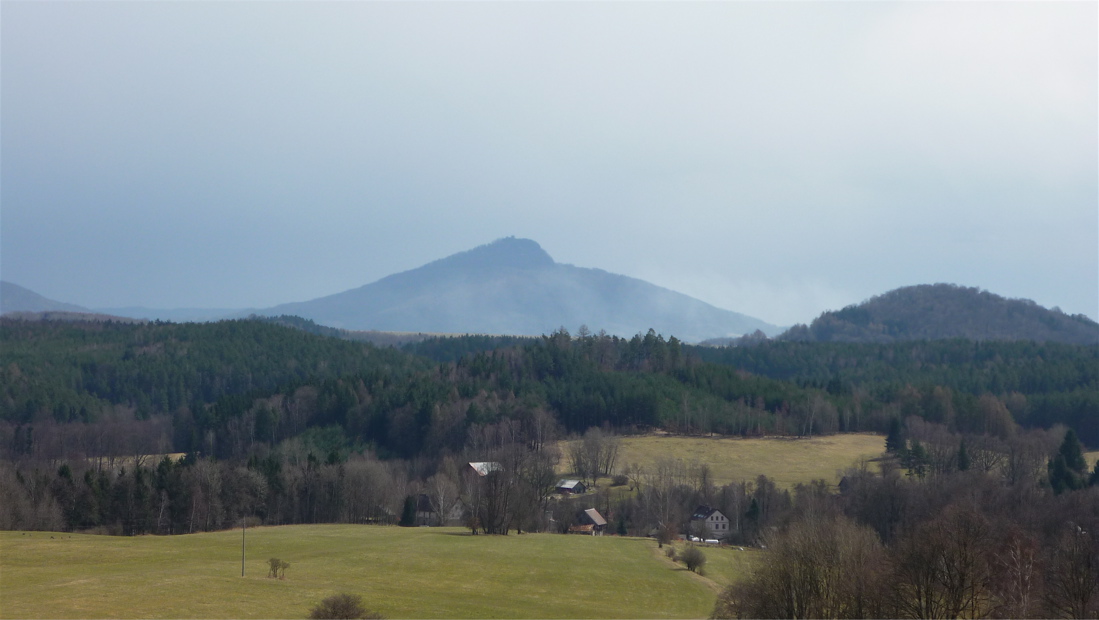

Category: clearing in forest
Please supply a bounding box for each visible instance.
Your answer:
[562,432,886,488]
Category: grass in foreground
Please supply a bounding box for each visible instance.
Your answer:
[659,541,758,589]
[1,525,727,619]
[561,433,885,488]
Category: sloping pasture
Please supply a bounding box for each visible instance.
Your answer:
[1,525,728,619]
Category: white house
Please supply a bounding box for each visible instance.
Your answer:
[690,505,730,539]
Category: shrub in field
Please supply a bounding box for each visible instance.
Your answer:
[665,546,677,561]
[268,558,290,579]
[681,545,706,574]
[309,593,384,619]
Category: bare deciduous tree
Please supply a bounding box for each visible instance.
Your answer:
[991,526,1043,619]
[713,514,888,619]
[891,505,995,619]
[425,465,460,527]
[1043,524,1098,619]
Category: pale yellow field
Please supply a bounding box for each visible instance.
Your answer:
[562,433,886,488]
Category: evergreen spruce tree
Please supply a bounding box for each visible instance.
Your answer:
[1058,429,1088,474]
[904,441,929,479]
[957,438,970,472]
[1049,429,1088,494]
[399,496,417,527]
[1049,455,1077,494]
[885,417,905,454]
[745,498,760,525]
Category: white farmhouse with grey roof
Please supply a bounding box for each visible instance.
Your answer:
[690,505,730,539]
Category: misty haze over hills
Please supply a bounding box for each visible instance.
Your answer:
[258,237,781,342]
[0,239,781,341]
[4,241,1095,346]
[0,281,90,314]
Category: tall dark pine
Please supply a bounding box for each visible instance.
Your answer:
[398,495,417,527]
[1059,429,1088,473]
[957,439,971,472]
[885,418,905,454]
[1049,429,1088,494]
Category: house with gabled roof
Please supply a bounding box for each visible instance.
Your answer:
[690,505,730,539]
[569,507,607,535]
[555,479,586,495]
[467,462,502,477]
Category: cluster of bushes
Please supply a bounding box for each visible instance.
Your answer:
[666,544,707,574]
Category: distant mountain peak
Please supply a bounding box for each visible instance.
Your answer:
[260,237,780,341]
[429,237,555,272]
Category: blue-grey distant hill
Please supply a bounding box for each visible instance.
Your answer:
[258,237,781,342]
[93,306,244,323]
[1,281,90,314]
[779,283,1099,345]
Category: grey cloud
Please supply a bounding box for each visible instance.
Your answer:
[2,1,1095,322]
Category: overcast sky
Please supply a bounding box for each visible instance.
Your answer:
[2,1,1096,327]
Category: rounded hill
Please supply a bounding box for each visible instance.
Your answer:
[781,283,1099,345]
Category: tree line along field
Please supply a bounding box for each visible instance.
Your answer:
[0,525,745,619]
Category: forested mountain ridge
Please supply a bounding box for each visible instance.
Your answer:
[0,319,821,460]
[691,339,1099,445]
[780,283,1099,345]
[4,317,1098,465]
[0,318,425,426]
[256,237,781,342]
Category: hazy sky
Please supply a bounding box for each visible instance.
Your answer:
[3,1,1096,326]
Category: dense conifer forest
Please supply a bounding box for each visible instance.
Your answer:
[8,318,1094,461]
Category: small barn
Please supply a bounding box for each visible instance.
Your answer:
[556,479,587,495]
[568,508,607,535]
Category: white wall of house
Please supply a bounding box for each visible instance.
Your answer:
[704,511,729,537]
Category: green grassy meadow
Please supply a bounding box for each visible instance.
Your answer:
[659,542,757,590]
[1,525,733,619]
[564,433,886,488]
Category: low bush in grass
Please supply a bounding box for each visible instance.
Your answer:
[681,546,706,574]
[309,593,384,619]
